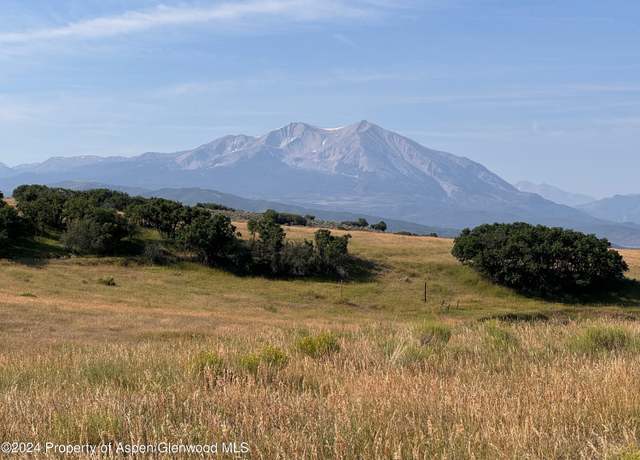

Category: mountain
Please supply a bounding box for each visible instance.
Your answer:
[2,120,640,246]
[0,162,14,178]
[52,181,458,237]
[515,181,596,207]
[578,195,640,225]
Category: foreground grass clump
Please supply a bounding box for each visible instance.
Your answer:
[192,351,225,379]
[484,321,520,351]
[295,332,341,358]
[414,322,452,347]
[570,325,635,354]
[97,276,117,287]
[238,345,289,376]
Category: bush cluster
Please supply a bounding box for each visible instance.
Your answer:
[452,222,628,296]
[9,185,356,279]
[0,191,32,252]
[295,332,341,358]
[247,213,352,278]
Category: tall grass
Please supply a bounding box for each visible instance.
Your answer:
[0,321,639,458]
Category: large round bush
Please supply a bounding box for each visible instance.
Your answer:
[452,222,628,296]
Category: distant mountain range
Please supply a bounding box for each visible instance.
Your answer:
[515,181,596,207]
[2,120,640,246]
[578,195,640,226]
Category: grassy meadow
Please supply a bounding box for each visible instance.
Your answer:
[2,224,640,458]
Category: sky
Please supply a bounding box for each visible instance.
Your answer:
[0,0,639,198]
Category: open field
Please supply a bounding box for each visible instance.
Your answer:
[2,226,640,458]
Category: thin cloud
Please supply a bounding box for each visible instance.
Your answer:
[332,33,359,49]
[0,0,381,46]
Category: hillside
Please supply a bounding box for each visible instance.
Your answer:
[2,121,639,246]
[515,181,596,207]
[1,226,640,458]
[579,194,640,225]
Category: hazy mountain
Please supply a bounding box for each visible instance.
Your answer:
[53,181,457,237]
[0,162,13,178]
[578,195,640,225]
[2,120,640,246]
[515,181,596,207]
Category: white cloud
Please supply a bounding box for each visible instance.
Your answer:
[0,0,381,45]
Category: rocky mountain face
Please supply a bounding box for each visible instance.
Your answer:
[2,120,640,246]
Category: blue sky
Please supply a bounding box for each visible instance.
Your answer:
[0,0,639,197]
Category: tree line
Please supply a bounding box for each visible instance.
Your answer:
[4,185,355,279]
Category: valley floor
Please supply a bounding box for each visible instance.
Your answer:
[1,226,640,458]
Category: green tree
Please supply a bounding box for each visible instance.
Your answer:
[0,197,30,252]
[13,185,73,232]
[61,208,135,255]
[313,229,351,278]
[178,214,241,266]
[250,212,287,275]
[370,221,387,232]
[452,222,628,296]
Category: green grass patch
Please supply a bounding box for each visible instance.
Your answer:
[414,322,452,347]
[484,322,519,351]
[570,325,634,354]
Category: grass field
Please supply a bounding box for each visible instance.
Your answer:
[2,225,640,458]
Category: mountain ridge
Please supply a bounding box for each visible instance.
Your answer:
[515,181,596,207]
[578,194,640,225]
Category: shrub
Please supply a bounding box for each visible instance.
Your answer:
[280,241,316,276]
[13,184,72,232]
[98,277,117,287]
[295,332,341,358]
[571,325,633,354]
[370,221,387,232]
[313,229,351,278]
[0,203,31,250]
[128,198,205,239]
[192,351,225,379]
[61,208,134,255]
[238,353,261,376]
[340,218,368,228]
[415,322,452,347]
[248,213,287,274]
[238,346,289,376]
[196,202,234,212]
[452,222,628,296]
[142,242,173,265]
[178,214,241,267]
[258,345,289,368]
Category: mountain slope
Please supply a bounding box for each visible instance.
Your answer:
[515,181,596,207]
[2,121,640,246]
[579,195,640,225]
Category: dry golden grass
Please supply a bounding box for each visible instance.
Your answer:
[1,226,640,458]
